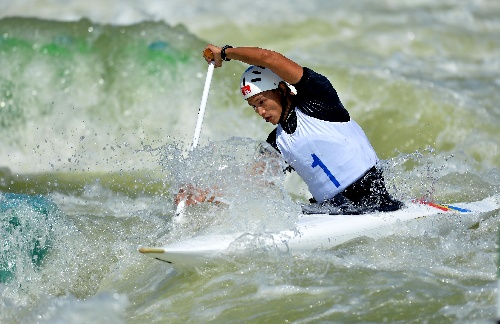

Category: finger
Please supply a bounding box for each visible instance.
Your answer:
[203,48,214,61]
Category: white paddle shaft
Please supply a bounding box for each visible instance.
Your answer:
[191,62,214,150]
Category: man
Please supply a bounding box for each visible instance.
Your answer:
[179,44,402,215]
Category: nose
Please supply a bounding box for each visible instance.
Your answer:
[255,106,265,116]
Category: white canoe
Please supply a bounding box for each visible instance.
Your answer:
[139,196,499,269]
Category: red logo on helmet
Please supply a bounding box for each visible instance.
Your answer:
[241,85,252,96]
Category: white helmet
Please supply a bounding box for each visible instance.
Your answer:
[239,66,284,100]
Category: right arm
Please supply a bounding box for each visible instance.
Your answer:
[175,185,221,207]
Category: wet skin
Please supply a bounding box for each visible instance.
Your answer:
[246,89,283,125]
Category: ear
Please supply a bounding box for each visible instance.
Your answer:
[278,81,288,92]
[278,81,292,97]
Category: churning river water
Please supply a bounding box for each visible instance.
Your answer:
[1,0,499,323]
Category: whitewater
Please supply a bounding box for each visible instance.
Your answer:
[0,0,499,323]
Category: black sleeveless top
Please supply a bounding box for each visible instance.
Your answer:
[266,67,350,150]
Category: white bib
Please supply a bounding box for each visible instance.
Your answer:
[276,109,378,201]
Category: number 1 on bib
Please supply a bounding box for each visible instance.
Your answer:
[311,153,341,188]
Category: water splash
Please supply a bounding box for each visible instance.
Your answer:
[0,193,60,283]
[157,138,299,239]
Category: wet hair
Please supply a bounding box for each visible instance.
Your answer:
[277,82,294,123]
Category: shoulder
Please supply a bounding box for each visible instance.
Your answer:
[293,67,331,89]
[292,67,337,102]
[291,68,350,122]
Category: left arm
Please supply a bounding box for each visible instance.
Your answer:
[203,45,303,85]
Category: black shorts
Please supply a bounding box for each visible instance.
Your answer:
[342,166,403,212]
[305,166,403,214]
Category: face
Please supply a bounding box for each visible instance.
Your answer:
[246,89,282,125]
